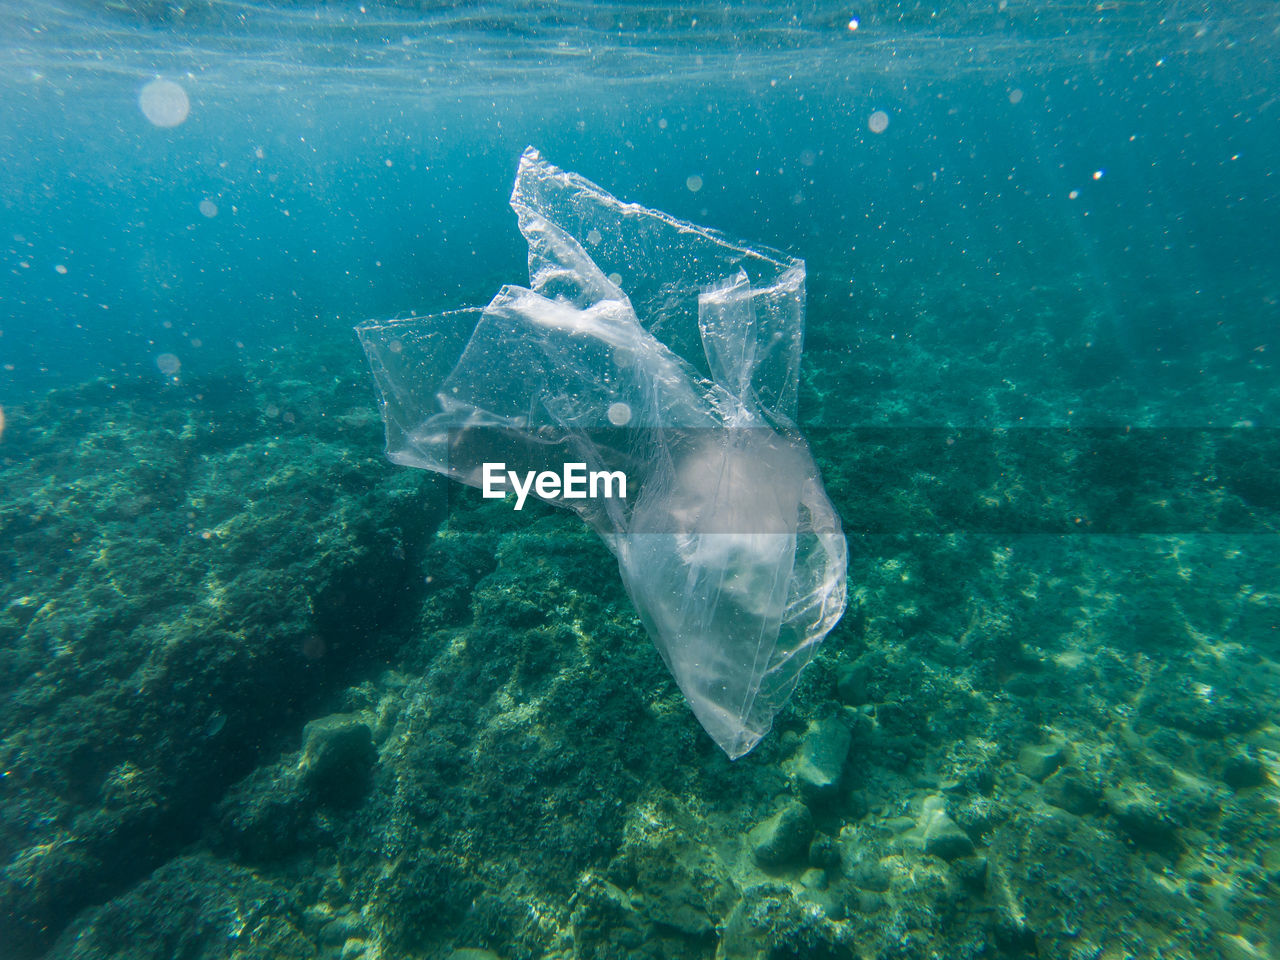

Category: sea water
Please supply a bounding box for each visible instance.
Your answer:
[1,3,1278,959]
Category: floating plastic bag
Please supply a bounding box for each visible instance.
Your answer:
[356,148,847,759]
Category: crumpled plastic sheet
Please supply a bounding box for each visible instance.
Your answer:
[357,147,847,759]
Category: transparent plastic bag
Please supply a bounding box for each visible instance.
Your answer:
[357,148,847,758]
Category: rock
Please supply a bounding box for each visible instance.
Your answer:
[340,938,368,960]
[786,716,852,802]
[1017,742,1065,782]
[1222,753,1269,789]
[43,854,311,960]
[1264,840,1280,873]
[924,815,975,861]
[950,794,1006,836]
[846,859,890,892]
[617,794,734,937]
[319,913,364,946]
[1165,778,1223,822]
[992,912,1037,953]
[835,662,870,705]
[1043,767,1103,814]
[944,764,995,797]
[886,815,916,835]
[639,879,712,937]
[212,762,310,859]
[301,714,376,805]
[0,372,424,959]
[918,796,975,861]
[852,890,886,914]
[750,802,815,869]
[800,868,827,891]
[1147,728,1189,760]
[1137,670,1265,738]
[1218,932,1264,960]
[569,874,646,955]
[846,789,870,820]
[722,883,847,959]
[1104,788,1179,848]
[951,855,988,893]
[808,835,842,871]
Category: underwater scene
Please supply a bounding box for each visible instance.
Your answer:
[2,1,1279,959]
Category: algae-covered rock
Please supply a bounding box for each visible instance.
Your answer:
[569,872,647,957]
[1137,669,1266,739]
[910,795,975,861]
[1104,787,1180,848]
[884,853,964,920]
[568,792,739,959]
[210,761,310,861]
[923,812,975,861]
[301,713,376,805]
[1017,741,1065,781]
[1043,766,1103,814]
[641,885,713,937]
[317,911,365,946]
[348,517,660,957]
[786,714,853,801]
[951,854,989,893]
[808,834,842,872]
[1221,752,1270,790]
[835,662,871,705]
[43,853,312,960]
[604,791,737,944]
[846,858,891,892]
[983,804,1210,959]
[750,802,815,869]
[0,370,428,958]
[720,883,852,960]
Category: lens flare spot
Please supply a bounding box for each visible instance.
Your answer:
[139,78,191,128]
[607,402,633,426]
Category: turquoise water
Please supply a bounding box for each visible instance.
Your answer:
[2,3,1279,959]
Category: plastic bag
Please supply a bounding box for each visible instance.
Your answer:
[356,148,847,759]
